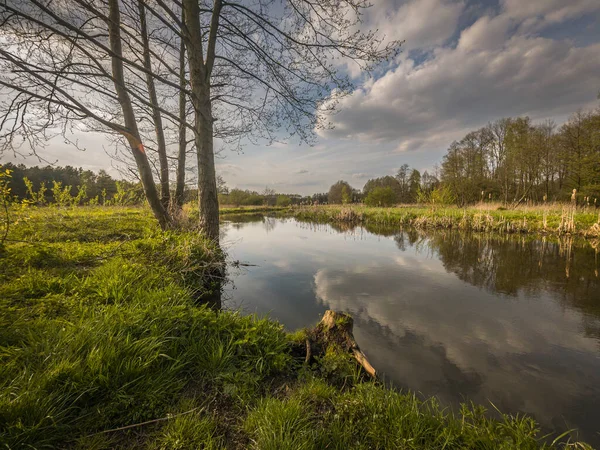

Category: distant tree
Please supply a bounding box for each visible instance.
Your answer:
[328,180,354,204]
[222,189,264,206]
[408,169,421,202]
[312,193,328,204]
[364,187,396,207]
[3,163,136,205]
[395,164,411,202]
[436,106,600,206]
[216,175,229,195]
[263,187,277,206]
[276,195,292,207]
[420,171,439,192]
[363,176,401,202]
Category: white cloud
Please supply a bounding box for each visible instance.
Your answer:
[319,13,600,153]
[367,0,465,50]
[457,15,511,51]
[502,0,600,27]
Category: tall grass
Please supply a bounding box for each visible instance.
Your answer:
[290,204,600,237]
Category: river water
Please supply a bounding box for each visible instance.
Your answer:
[221,216,600,446]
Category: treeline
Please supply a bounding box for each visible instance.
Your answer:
[324,107,600,207]
[217,185,300,207]
[440,109,600,205]
[323,166,440,207]
[2,163,144,205]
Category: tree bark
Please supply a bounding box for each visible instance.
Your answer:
[306,310,377,378]
[108,0,169,229]
[174,8,187,208]
[182,0,220,241]
[138,1,170,209]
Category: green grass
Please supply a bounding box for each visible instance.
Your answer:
[0,206,594,448]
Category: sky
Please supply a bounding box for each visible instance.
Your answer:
[3,0,600,195]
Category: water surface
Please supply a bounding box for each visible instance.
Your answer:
[222,216,600,445]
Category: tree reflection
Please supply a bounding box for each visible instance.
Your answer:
[396,230,600,314]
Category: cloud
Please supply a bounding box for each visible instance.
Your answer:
[339,0,464,77]
[216,163,242,177]
[502,0,600,27]
[318,4,600,155]
[366,0,465,50]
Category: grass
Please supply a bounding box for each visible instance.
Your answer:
[0,205,594,448]
[288,203,600,237]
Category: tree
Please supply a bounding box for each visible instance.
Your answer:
[1,0,400,240]
[363,176,401,202]
[408,169,421,202]
[420,171,439,197]
[262,187,276,206]
[276,195,292,207]
[395,164,411,202]
[0,0,175,228]
[216,175,229,195]
[328,180,354,204]
[364,187,396,207]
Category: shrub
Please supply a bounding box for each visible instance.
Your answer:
[364,186,397,207]
[276,195,292,207]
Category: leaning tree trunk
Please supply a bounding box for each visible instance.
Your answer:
[107,0,170,230]
[306,310,377,378]
[174,13,187,208]
[138,1,170,210]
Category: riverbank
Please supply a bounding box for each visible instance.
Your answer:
[288,204,600,238]
[0,207,593,448]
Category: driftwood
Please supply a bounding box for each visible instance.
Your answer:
[305,310,377,378]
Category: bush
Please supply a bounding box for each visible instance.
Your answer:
[276,195,292,207]
[430,185,457,205]
[364,187,397,207]
[221,189,264,206]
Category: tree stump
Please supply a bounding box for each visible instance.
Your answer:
[306,310,377,378]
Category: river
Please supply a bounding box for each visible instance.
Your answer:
[221,215,600,446]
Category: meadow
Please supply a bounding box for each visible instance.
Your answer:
[0,206,594,448]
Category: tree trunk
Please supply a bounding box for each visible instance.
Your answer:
[182,0,220,241]
[195,104,220,241]
[305,310,377,378]
[107,0,170,229]
[175,11,187,208]
[138,1,170,210]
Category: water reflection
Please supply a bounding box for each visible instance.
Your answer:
[222,217,600,445]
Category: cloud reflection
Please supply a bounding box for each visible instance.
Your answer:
[314,258,600,440]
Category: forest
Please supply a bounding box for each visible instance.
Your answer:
[327,106,600,208]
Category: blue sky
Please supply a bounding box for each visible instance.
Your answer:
[4,0,600,195]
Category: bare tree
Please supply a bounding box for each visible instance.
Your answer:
[0,0,401,240]
[0,0,181,228]
[137,0,170,208]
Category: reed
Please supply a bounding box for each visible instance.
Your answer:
[289,204,600,237]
